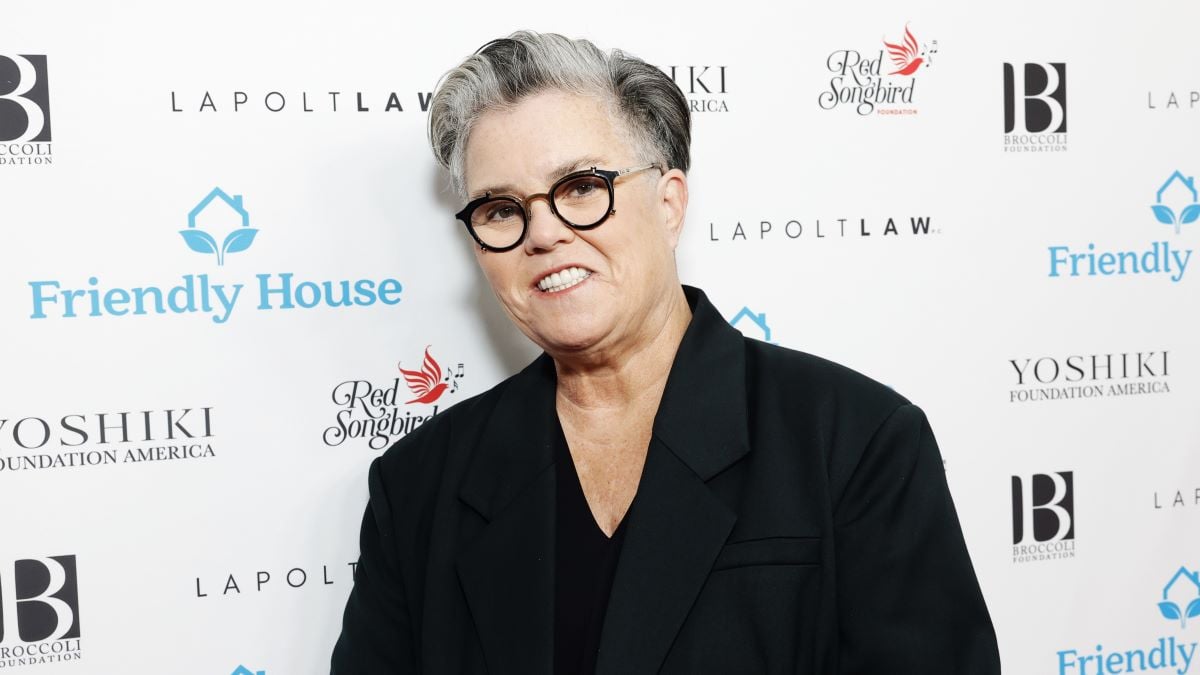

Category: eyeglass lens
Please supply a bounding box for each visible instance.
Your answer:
[469,173,611,249]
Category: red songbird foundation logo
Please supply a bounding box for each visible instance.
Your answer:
[399,346,450,404]
[883,24,927,76]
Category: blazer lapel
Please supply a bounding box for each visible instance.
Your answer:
[455,355,558,675]
[596,286,752,674]
[454,287,749,674]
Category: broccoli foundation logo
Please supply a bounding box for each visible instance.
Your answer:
[1160,567,1200,629]
[1003,62,1067,152]
[180,188,258,266]
[0,54,51,142]
[1152,171,1199,236]
[0,53,53,166]
[1011,471,1076,563]
[325,347,466,450]
[0,555,83,668]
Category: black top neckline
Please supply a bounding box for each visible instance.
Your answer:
[553,417,630,675]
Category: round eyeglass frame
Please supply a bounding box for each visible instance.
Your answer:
[454,163,664,252]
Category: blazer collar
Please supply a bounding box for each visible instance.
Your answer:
[455,285,750,674]
[651,284,751,479]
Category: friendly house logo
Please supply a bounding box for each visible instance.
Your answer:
[25,187,403,323]
[324,346,465,450]
[1055,564,1200,674]
[0,53,53,166]
[0,555,82,669]
[1047,172,1194,283]
[180,188,258,266]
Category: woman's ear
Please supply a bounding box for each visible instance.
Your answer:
[659,168,689,250]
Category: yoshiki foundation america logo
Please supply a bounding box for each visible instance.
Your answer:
[324,346,466,450]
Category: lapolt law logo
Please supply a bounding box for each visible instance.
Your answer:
[26,187,403,324]
[0,555,82,669]
[324,346,466,450]
[818,22,938,116]
[1055,565,1200,674]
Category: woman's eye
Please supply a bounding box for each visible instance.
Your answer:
[489,206,516,221]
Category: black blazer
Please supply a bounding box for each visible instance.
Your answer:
[331,286,1001,674]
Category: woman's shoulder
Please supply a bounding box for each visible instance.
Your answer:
[371,360,531,489]
[744,338,911,416]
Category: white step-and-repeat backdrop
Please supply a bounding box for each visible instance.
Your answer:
[3,1,1198,673]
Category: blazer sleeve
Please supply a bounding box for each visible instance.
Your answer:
[330,455,419,674]
[832,404,1001,674]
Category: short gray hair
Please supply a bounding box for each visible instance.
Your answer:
[428,30,691,198]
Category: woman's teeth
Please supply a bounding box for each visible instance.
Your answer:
[537,267,591,293]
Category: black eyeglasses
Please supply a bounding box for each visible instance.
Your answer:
[455,163,664,252]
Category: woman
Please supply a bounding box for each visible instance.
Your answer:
[331,30,1000,674]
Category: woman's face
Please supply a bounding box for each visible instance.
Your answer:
[462,90,687,358]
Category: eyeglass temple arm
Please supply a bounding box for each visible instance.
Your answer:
[614,162,664,176]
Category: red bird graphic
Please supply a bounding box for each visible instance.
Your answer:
[399,346,449,404]
[883,24,924,76]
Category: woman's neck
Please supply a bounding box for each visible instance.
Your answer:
[552,285,692,415]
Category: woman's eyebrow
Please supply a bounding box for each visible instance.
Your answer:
[544,155,606,181]
[469,155,607,200]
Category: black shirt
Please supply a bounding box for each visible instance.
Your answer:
[553,421,629,675]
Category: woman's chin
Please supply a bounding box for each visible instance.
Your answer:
[528,320,612,357]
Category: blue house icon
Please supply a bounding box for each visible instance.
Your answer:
[1158,566,1200,628]
[189,187,250,230]
[1157,171,1197,205]
[231,666,265,675]
[180,187,258,266]
[1152,171,1200,234]
[729,306,772,343]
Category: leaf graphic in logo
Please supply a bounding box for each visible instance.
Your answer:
[180,229,219,254]
[1151,205,1177,225]
[222,228,259,256]
[1159,601,1183,621]
[1187,598,1200,619]
[1180,204,1200,225]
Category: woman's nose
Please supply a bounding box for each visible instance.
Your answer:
[523,199,574,252]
